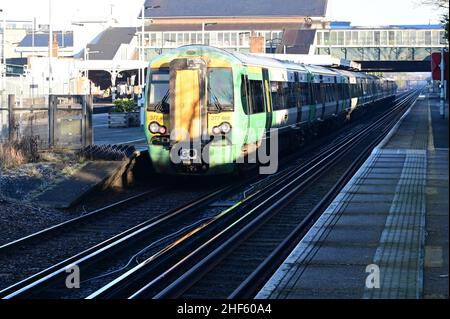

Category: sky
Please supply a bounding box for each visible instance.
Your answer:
[0,0,443,29]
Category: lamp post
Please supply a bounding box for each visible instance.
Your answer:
[48,0,53,95]
[140,5,159,86]
[202,22,217,45]
[140,4,159,126]
[0,9,6,94]
[84,48,101,95]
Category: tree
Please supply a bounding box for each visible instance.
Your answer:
[422,0,449,41]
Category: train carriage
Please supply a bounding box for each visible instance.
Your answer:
[145,45,396,175]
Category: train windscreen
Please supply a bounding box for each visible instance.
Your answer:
[207,68,234,112]
[148,69,170,112]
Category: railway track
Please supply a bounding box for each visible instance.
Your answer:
[74,91,418,299]
[0,183,231,296]
[0,91,415,299]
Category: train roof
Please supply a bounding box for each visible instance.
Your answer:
[165,46,386,81]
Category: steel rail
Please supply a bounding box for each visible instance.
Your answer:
[0,185,233,299]
[149,91,419,299]
[86,91,418,299]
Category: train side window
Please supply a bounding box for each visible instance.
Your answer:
[271,82,287,111]
[249,80,265,114]
[300,82,310,105]
[286,82,298,108]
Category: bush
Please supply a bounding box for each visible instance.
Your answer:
[0,137,39,169]
[112,98,137,113]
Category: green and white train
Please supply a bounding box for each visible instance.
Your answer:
[145,45,397,175]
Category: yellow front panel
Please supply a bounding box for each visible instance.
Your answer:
[174,69,201,141]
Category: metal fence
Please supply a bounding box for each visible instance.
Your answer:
[0,94,93,150]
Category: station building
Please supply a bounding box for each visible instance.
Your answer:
[138,0,329,59]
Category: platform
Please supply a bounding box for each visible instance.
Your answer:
[93,113,147,150]
[257,96,449,299]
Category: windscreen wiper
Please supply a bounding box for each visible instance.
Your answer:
[208,86,223,112]
[155,90,170,113]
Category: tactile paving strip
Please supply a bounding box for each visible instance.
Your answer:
[364,150,427,299]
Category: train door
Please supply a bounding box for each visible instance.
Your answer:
[244,69,267,150]
[262,68,272,133]
[169,58,207,144]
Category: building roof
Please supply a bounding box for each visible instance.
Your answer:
[18,31,74,48]
[142,0,328,18]
[276,29,316,54]
[144,22,302,32]
[330,21,445,30]
[84,27,136,60]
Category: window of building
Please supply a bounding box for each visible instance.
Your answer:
[337,31,344,45]
[352,31,359,45]
[425,31,432,45]
[402,31,410,45]
[217,32,224,46]
[231,33,237,46]
[388,31,395,45]
[380,31,387,45]
[150,33,156,46]
[440,31,447,44]
[330,31,337,45]
[395,31,403,45]
[366,31,374,45]
[374,31,380,45]
[239,32,250,47]
[345,31,352,45]
[409,30,416,45]
[323,31,330,45]
[224,32,230,46]
[190,33,197,44]
[317,31,323,45]
[417,31,425,45]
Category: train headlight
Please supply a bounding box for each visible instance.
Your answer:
[212,126,222,135]
[159,126,167,135]
[149,122,161,134]
[219,122,232,134]
[212,122,232,135]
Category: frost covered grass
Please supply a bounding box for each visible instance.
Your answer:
[0,137,39,169]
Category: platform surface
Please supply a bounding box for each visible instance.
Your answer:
[257,96,449,299]
[93,113,147,150]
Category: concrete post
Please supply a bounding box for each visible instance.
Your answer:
[48,94,56,148]
[82,94,93,147]
[440,48,445,118]
[8,94,15,142]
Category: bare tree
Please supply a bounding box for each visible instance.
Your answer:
[421,0,449,41]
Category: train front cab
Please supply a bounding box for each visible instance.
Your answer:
[146,49,244,175]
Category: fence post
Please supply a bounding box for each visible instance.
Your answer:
[48,95,56,148]
[8,94,16,142]
[82,94,93,147]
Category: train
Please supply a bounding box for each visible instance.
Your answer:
[144,45,397,175]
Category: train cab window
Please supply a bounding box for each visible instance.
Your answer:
[148,68,170,112]
[207,68,234,112]
[249,80,265,114]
